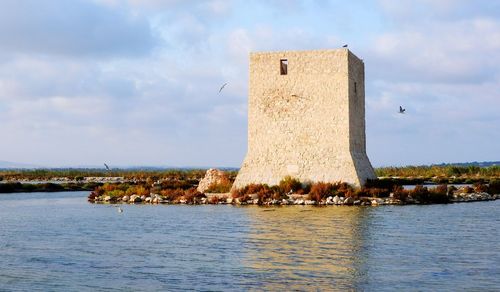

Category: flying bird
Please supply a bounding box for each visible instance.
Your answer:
[104,163,110,170]
[399,106,406,114]
[219,82,228,93]
[342,44,348,48]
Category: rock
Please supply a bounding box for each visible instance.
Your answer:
[332,195,341,205]
[305,200,316,205]
[140,195,147,201]
[294,199,305,205]
[353,200,361,205]
[371,198,385,206]
[145,197,152,203]
[252,199,259,204]
[122,195,130,202]
[129,195,141,203]
[344,197,354,205]
[152,197,159,204]
[197,168,230,193]
[226,197,233,204]
[103,195,111,202]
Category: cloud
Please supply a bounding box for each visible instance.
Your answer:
[0,0,156,58]
[0,1,498,167]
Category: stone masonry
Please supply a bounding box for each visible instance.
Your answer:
[233,49,376,188]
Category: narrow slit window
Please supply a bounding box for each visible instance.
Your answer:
[280,59,288,75]
[354,82,357,94]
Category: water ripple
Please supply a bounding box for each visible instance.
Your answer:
[0,192,499,291]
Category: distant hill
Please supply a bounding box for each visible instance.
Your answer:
[432,161,500,167]
[0,160,41,169]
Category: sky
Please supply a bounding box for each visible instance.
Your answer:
[0,0,498,168]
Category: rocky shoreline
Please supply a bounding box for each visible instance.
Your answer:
[89,191,498,206]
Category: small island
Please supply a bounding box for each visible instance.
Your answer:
[86,166,500,206]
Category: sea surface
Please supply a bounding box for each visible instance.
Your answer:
[0,191,499,291]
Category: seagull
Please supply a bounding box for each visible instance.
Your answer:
[104,163,110,170]
[399,106,406,114]
[219,82,228,93]
[342,44,348,48]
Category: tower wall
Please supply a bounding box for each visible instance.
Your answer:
[233,49,376,189]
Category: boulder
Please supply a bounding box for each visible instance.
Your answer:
[344,197,354,205]
[197,168,230,193]
[332,195,341,205]
[122,195,130,202]
[103,195,112,202]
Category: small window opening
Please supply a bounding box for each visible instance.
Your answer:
[280,59,288,75]
[354,82,357,94]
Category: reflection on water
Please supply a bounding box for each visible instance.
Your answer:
[0,192,499,291]
[242,207,369,290]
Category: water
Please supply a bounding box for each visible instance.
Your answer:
[1,192,499,291]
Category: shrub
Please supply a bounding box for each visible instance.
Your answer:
[209,196,220,204]
[473,182,488,193]
[160,188,185,201]
[107,189,125,198]
[205,180,232,193]
[364,187,391,198]
[488,179,500,194]
[231,183,269,197]
[183,188,205,203]
[278,176,303,194]
[410,185,430,203]
[334,182,354,197]
[428,184,449,204]
[308,182,332,201]
[461,186,474,194]
[392,185,409,201]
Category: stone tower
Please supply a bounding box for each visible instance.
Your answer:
[233,49,376,189]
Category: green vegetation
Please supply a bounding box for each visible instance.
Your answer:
[375,165,500,183]
[0,168,238,181]
[0,182,101,193]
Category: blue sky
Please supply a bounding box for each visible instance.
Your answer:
[0,0,498,168]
